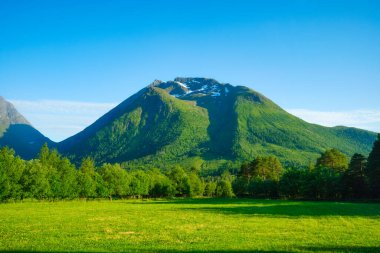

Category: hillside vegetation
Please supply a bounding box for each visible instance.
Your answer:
[58,78,376,169]
[0,78,377,171]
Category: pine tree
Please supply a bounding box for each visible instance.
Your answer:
[367,134,380,198]
[343,153,368,198]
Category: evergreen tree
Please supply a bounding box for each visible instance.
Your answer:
[309,167,342,200]
[367,134,380,198]
[342,153,368,198]
[232,176,249,196]
[248,178,279,198]
[279,167,308,199]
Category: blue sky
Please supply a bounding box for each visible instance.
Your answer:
[1,0,380,141]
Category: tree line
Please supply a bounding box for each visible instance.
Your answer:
[0,134,379,201]
[0,144,234,201]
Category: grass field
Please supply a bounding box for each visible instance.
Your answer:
[0,198,379,253]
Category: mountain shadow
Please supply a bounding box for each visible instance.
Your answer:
[0,124,54,159]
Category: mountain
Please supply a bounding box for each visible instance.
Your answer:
[0,97,53,159]
[58,78,377,170]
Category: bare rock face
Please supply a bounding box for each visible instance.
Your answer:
[0,96,30,136]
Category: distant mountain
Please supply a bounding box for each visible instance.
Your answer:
[0,97,53,159]
[58,78,377,169]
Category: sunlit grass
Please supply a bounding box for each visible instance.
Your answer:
[0,198,379,252]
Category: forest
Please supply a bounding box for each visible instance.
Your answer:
[0,134,379,202]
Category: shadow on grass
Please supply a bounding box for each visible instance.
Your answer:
[299,245,380,252]
[0,250,291,253]
[2,246,380,252]
[182,204,380,218]
[142,198,380,218]
[138,197,273,205]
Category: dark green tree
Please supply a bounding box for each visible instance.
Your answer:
[248,178,279,198]
[308,167,342,199]
[342,153,368,198]
[367,134,380,198]
[232,176,250,196]
[279,167,308,199]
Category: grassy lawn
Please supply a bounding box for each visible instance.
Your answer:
[0,198,379,252]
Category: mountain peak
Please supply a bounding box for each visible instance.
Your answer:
[0,97,30,127]
[149,79,163,86]
[153,77,231,98]
[174,77,220,85]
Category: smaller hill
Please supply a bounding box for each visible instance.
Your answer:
[0,97,54,159]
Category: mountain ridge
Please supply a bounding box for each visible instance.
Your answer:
[0,78,377,169]
[56,77,377,169]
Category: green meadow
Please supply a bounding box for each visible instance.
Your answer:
[0,199,379,253]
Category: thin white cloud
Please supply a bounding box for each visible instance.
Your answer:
[10,100,117,142]
[286,109,380,133]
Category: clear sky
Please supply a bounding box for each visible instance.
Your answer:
[1,0,380,141]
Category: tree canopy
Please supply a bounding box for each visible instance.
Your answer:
[316,148,348,172]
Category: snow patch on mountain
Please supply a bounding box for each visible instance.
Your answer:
[166,78,229,98]
[174,81,188,90]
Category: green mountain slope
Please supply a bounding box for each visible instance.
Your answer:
[230,86,375,164]
[59,86,210,165]
[0,97,54,159]
[59,78,377,169]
